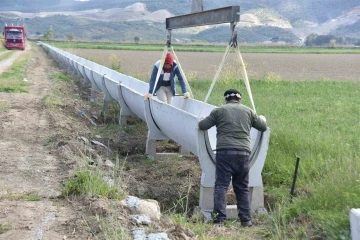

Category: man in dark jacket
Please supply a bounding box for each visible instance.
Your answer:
[198,89,267,226]
[145,52,190,104]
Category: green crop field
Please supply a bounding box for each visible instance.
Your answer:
[38,40,360,54]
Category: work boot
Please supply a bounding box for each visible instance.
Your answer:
[241,220,253,227]
[212,218,225,225]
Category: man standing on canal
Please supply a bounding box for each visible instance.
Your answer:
[198,89,267,226]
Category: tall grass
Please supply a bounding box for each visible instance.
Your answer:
[0,57,30,93]
[191,78,359,238]
[0,100,9,111]
[0,51,15,61]
[62,168,125,200]
[0,223,11,234]
[51,72,70,82]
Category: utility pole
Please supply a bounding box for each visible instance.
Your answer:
[192,0,203,13]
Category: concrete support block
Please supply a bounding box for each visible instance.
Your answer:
[179,146,190,155]
[226,205,238,219]
[146,139,180,159]
[249,186,264,211]
[117,84,135,126]
[199,186,214,211]
[103,100,109,112]
[350,208,360,240]
[146,139,157,156]
[119,114,128,126]
[199,185,265,220]
[90,90,98,102]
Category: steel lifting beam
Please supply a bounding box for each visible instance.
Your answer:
[166,6,240,30]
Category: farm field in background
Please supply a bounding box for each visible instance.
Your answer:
[66,48,360,82]
[42,40,360,54]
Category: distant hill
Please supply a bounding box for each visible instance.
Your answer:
[0,15,301,44]
[330,20,360,39]
[0,0,359,44]
[0,15,168,42]
[194,25,300,44]
[1,0,358,24]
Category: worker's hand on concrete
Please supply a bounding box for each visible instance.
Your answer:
[184,92,191,99]
[145,93,152,99]
[259,115,267,122]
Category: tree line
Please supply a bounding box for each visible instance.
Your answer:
[305,34,360,47]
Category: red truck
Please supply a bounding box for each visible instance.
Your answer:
[3,25,26,50]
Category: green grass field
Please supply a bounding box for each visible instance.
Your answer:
[0,51,15,61]
[38,40,360,54]
[190,78,359,239]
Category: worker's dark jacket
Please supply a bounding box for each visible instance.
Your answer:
[198,101,267,152]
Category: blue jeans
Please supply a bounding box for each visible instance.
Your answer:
[213,153,251,222]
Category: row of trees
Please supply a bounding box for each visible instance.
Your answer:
[40,27,359,47]
[42,27,140,43]
[304,34,360,47]
[42,28,74,41]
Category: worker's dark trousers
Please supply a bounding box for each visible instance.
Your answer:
[213,153,251,222]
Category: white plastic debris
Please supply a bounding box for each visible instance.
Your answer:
[79,136,90,144]
[121,197,161,221]
[102,176,114,187]
[91,140,107,148]
[132,228,146,240]
[255,207,268,215]
[131,215,151,225]
[126,196,140,209]
[147,233,170,240]
[104,160,115,168]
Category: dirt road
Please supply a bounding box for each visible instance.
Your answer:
[0,50,27,74]
[0,45,91,239]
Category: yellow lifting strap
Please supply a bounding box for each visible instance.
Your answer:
[199,26,256,118]
[236,45,256,113]
[151,46,168,95]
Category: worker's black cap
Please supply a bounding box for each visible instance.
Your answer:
[224,89,242,100]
